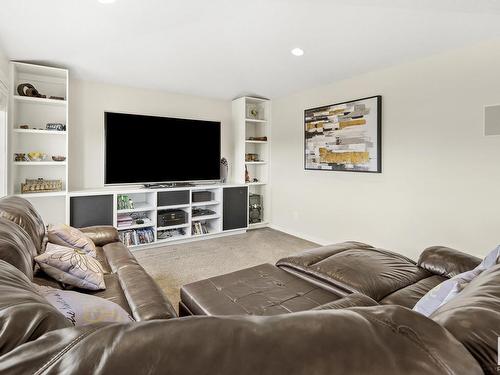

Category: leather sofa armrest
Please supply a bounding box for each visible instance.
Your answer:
[418,246,481,278]
[80,226,120,247]
[312,293,378,310]
[0,307,482,375]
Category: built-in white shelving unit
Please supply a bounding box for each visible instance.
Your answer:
[232,96,271,228]
[8,62,69,224]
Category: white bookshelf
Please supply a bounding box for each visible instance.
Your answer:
[8,62,69,225]
[232,96,271,228]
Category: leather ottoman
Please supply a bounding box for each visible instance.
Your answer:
[179,263,345,316]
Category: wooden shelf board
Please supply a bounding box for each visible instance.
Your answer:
[157,223,190,231]
[117,222,155,231]
[191,200,220,207]
[245,140,268,144]
[245,118,267,123]
[157,204,190,210]
[14,95,67,106]
[191,214,220,222]
[15,191,66,198]
[117,203,155,214]
[245,161,267,165]
[246,182,266,186]
[13,161,66,166]
[13,129,67,135]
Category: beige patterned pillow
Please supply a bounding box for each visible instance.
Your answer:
[48,224,96,257]
[35,243,105,290]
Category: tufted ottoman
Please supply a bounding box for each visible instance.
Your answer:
[179,263,347,316]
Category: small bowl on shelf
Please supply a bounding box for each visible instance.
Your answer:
[52,156,66,162]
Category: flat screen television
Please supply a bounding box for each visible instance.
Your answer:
[104,112,221,185]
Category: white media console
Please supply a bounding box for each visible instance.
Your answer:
[67,183,250,250]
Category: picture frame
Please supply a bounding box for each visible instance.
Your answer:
[304,95,382,173]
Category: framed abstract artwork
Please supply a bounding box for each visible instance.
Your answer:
[304,95,382,173]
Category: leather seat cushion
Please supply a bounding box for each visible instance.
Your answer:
[277,241,432,301]
[0,218,37,279]
[379,275,446,308]
[180,263,344,316]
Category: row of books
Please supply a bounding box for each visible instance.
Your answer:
[192,222,209,235]
[119,227,154,246]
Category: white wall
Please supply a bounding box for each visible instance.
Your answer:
[69,80,232,190]
[271,40,500,259]
[0,43,9,197]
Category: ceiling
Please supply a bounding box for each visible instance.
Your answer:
[1,0,500,100]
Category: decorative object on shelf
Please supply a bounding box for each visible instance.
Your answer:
[247,136,267,141]
[220,157,228,183]
[17,83,46,98]
[19,124,29,129]
[245,166,250,183]
[46,123,66,131]
[249,194,263,224]
[252,178,259,183]
[117,195,134,210]
[192,208,216,217]
[305,95,382,173]
[27,152,48,161]
[49,96,65,101]
[245,153,259,162]
[246,104,260,119]
[21,178,63,194]
[14,153,28,162]
[52,156,66,162]
[157,228,185,240]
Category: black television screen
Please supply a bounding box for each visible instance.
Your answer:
[104,112,221,184]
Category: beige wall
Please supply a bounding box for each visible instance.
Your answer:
[271,40,500,259]
[0,44,8,83]
[69,80,232,190]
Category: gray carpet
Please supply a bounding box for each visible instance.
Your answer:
[134,228,317,312]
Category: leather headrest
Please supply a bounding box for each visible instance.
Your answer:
[0,217,37,279]
[431,263,500,374]
[0,196,46,254]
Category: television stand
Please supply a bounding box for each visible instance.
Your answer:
[144,182,195,189]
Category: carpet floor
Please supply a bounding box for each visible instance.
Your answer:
[134,228,317,312]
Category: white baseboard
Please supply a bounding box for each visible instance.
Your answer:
[268,224,330,246]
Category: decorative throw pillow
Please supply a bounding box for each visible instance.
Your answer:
[413,245,500,316]
[34,284,134,326]
[34,243,105,290]
[48,224,96,257]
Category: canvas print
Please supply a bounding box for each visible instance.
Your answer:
[304,96,381,173]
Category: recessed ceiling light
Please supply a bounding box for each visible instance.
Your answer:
[98,0,116,4]
[291,48,304,56]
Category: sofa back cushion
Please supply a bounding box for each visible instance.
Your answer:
[0,217,37,279]
[0,260,71,356]
[431,263,500,374]
[0,196,46,254]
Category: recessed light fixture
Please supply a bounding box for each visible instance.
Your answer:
[98,0,116,4]
[291,48,304,56]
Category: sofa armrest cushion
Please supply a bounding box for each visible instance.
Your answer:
[0,306,482,375]
[103,242,177,320]
[418,246,481,278]
[312,293,378,310]
[80,226,120,247]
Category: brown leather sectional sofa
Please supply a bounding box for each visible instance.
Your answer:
[0,196,497,374]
